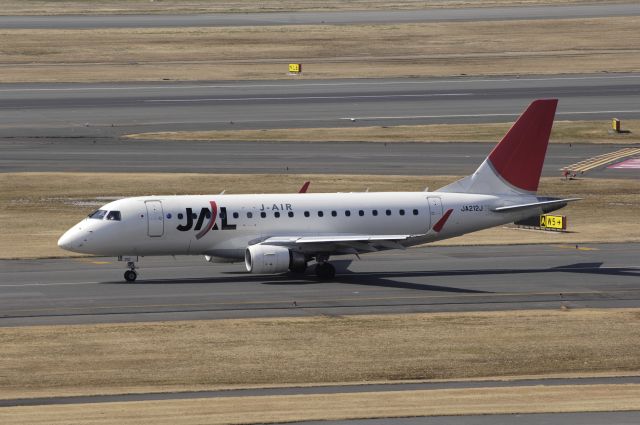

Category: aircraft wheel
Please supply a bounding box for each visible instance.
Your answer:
[315,263,336,279]
[124,270,137,282]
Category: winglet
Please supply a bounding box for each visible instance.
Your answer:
[432,209,453,232]
[299,181,310,193]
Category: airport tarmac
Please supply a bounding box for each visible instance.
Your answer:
[2,74,640,138]
[2,375,639,407]
[2,73,639,178]
[2,4,639,30]
[1,243,638,327]
[2,138,638,179]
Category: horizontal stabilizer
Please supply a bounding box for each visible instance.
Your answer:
[492,198,581,213]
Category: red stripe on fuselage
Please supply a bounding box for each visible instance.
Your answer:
[195,201,218,240]
[433,208,453,233]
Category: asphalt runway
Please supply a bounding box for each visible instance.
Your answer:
[2,4,639,29]
[3,74,640,137]
[2,375,639,407]
[1,243,638,327]
[2,73,639,178]
[3,139,637,179]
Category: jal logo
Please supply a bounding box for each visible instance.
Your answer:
[176,201,236,239]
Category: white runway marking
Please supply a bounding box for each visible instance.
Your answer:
[608,158,640,169]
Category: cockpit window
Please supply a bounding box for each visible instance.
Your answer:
[89,209,107,220]
[106,211,122,221]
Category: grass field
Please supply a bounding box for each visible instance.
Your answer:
[0,0,625,15]
[0,172,638,259]
[125,120,640,144]
[2,309,640,401]
[1,17,639,82]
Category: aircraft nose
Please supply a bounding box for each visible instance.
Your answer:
[57,229,75,250]
[57,227,86,252]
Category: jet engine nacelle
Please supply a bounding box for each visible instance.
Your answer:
[245,244,306,274]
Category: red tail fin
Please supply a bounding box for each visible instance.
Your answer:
[487,99,557,192]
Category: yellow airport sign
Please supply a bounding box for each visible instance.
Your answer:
[612,118,621,132]
[540,214,566,230]
[288,63,302,73]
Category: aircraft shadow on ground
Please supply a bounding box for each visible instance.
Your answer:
[101,262,639,291]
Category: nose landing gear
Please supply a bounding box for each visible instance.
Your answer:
[124,266,137,282]
[119,256,139,282]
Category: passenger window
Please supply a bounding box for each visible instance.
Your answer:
[318,211,324,217]
[385,209,391,216]
[274,212,280,218]
[247,212,253,219]
[359,210,364,216]
[413,209,419,215]
[372,210,378,216]
[399,209,405,216]
[219,210,225,219]
[288,211,294,218]
[331,211,337,217]
[233,212,239,219]
[106,211,121,221]
[304,211,310,218]
[345,210,351,217]
[89,209,107,220]
[192,212,198,219]
[178,213,184,220]
[261,212,267,218]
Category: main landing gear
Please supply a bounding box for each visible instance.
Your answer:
[315,262,336,279]
[119,256,138,282]
[314,254,336,279]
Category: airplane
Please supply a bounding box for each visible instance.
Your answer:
[58,99,579,282]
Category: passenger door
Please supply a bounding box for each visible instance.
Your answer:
[145,200,164,237]
[427,196,443,230]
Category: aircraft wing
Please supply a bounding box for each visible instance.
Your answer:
[260,234,421,253]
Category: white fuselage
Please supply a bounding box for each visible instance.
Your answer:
[58,191,540,259]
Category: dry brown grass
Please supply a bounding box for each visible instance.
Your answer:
[2,309,640,400]
[1,17,639,82]
[0,1,624,15]
[1,173,638,259]
[125,120,640,144]
[3,384,640,425]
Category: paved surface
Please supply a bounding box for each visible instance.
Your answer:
[3,74,640,136]
[288,411,640,425]
[2,74,639,178]
[2,4,639,29]
[3,138,636,178]
[2,375,638,407]
[1,243,638,327]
